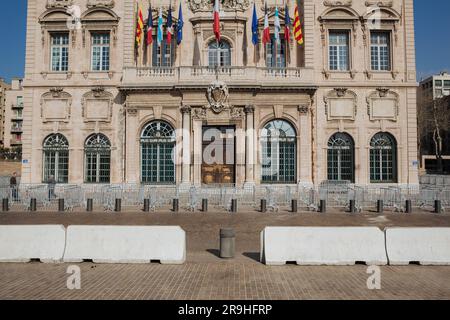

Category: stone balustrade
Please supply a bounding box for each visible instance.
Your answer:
[122,66,315,88]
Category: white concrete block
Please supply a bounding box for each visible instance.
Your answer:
[261,227,388,266]
[63,225,186,264]
[0,225,66,263]
[385,228,450,265]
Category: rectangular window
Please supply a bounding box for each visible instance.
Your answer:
[152,36,174,67]
[91,33,110,71]
[435,80,443,87]
[265,35,286,68]
[51,33,69,72]
[17,96,23,107]
[329,31,349,71]
[444,80,450,87]
[370,32,391,71]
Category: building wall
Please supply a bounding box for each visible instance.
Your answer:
[22,0,419,186]
[0,79,11,148]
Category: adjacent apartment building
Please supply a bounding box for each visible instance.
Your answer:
[20,0,419,187]
[0,78,11,148]
[4,78,24,150]
[417,71,450,173]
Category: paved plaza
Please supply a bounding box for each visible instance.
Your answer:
[1,209,450,299]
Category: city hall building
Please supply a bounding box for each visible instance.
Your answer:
[20,0,419,188]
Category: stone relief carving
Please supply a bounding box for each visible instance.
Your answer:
[81,87,114,122]
[46,0,74,9]
[189,0,250,13]
[87,0,115,9]
[365,0,393,8]
[324,88,357,120]
[206,80,230,114]
[366,89,399,121]
[323,0,352,7]
[40,89,73,122]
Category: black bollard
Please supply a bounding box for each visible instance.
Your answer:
[435,200,442,214]
[202,199,208,212]
[30,198,37,212]
[2,198,9,212]
[260,199,267,213]
[86,199,93,212]
[58,199,65,212]
[320,200,327,213]
[115,199,122,212]
[377,200,384,213]
[291,199,298,213]
[349,200,356,213]
[231,199,238,213]
[405,200,412,213]
[173,199,179,212]
[143,199,150,212]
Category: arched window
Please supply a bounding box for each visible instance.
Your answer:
[261,120,297,183]
[141,121,176,184]
[327,133,355,182]
[208,40,231,67]
[370,132,397,183]
[85,134,111,183]
[43,134,69,183]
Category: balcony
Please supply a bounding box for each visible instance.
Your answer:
[10,138,22,146]
[12,115,23,120]
[121,66,315,90]
[11,103,24,109]
[11,126,23,133]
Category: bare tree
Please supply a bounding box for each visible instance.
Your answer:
[425,95,450,173]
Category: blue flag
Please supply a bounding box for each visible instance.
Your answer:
[251,3,258,45]
[177,3,184,45]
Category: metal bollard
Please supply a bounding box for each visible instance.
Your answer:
[173,199,179,212]
[115,199,122,212]
[220,228,235,259]
[291,199,298,213]
[58,199,65,212]
[405,200,412,213]
[349,200,356,213]
[260,199,267,213]
[435,200,442,214]
[86,199,93,212]
[320,200,327,213]
[202,199,208,212]
[143,199,150,212]
[2,198,9,212]
[377,200,384,214]
[231,199,238,213]
[30,198,37,212]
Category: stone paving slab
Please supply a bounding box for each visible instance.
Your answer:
[0,211,450,299]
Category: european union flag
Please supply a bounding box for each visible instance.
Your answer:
[251,3,259,45]
[177,3,184,45]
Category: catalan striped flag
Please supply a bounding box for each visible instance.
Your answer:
[135,2,145,47]
[293,5,304,45]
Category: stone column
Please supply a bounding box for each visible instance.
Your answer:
[181,105,191,186]
[125,108,139,183]
[298,105,313,187]
[192,116,203,186]
[244,105,255,187]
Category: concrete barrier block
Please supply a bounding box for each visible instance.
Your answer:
[385,228,450,265]
[0,225,66,263]
[63,225,186,264]
[261,227,388,266]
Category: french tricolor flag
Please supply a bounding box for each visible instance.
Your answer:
[262,3,271,45]
[213,0,221,41]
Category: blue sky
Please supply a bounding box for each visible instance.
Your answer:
[0,0,449,82]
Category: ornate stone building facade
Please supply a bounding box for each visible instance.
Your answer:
[21,0,419,187]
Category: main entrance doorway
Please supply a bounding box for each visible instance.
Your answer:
[202,126,236,184]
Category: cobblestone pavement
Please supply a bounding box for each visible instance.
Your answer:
[1,210,450,299]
